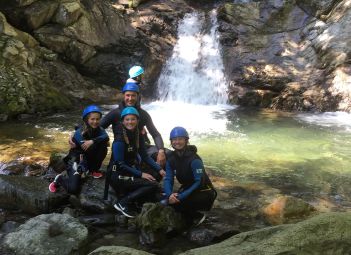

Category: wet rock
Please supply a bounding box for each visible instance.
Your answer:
[180,212,351,255]
[88,246,154,255]
[296,0,337,17]
[262,195,316,225]
[0,221,20,234]
[52,1,83,26]
[24,163,46,176]
[0,175,69,214]
[23,0,59,30]
[0,0,39,8]
[0,114,8,122]
[48,151,67,174]
[0,160,26,175]
[187,210,240,245]
[136,203,186,246]
[79,213,116,226]
[4,213,88,255]
[78,177,114,213]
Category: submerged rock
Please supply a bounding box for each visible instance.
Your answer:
[4,213,88,255]
[262,195,316,225]
[180,212,351,255]
[0,175,69,214]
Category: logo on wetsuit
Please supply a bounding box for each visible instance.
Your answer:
[196,169,203,174]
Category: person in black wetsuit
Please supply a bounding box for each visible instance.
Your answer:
[163,126,217,226]
[110,107,165,218]
[100,82,166,166]
[49,105,109,194]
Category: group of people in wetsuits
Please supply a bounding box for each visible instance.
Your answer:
[48,66,217,225]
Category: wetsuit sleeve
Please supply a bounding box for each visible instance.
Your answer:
[112,140,142,177]
[73,128,84,147]
[100,108,119,129]
[92,127,109,144]
[164,161,174,197]
[143,110,164,150]
[178,159,203,201]
[139,135,162,172]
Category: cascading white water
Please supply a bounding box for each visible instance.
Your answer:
[157,10,228,105]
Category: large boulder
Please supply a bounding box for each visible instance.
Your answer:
[136,203,186,246]
[88,246,154,255]
[180,212,351,255]
[4,213,88,255]
[0,175,69,214]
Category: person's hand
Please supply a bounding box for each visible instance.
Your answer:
[68,134,76,149]
[142,172,156,182]
[168,193,180,204]
[159,169,166,178]
[157,150,166,167]
[81,140,94,151]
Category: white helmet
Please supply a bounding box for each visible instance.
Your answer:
[128,66,144,78]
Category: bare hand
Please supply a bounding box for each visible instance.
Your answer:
[159,169,166,178]
[81,140,93,151]
[157,150,166,168]
[68,134,76,149]
[168,193,180,204]
[142,172,156,182]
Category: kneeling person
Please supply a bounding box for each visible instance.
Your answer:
[49,105,109,194]
[163,127,217,226]
[109,107,165,218]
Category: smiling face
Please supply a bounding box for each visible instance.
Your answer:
[87,112,101,129]
[124,91,138,107]
[171,137,188,151]
[122,114,138,130]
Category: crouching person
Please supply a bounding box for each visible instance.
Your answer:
[109,107,165,218]
[163,127,217,226]
[49,105,109,194]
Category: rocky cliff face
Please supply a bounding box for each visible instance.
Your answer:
[0,0,191,119]
[218,0,351,112]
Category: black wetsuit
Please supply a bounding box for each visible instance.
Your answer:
[164,145,216,216]
[58,126,108,194]
[109,123,161,205]
[100,102,164,150]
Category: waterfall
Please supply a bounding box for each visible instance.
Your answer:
[157,10,228,105]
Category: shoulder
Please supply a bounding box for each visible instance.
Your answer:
[139,108,150,118]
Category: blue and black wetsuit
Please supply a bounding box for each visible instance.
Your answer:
[109,123,161,205]
[164,145,216,215]
[59,126,109,194]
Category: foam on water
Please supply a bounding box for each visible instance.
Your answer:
[297,111,351,132]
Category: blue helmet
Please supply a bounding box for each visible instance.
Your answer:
[129,66,144,78]
[120,107,139,120]
[122,82,140,93]
[82,105,102,119]
[170,126,189,140]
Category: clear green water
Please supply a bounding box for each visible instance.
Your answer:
[1,105,351,209]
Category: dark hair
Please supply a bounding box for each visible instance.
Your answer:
[122,125,139,149]
[82,112,100,137]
